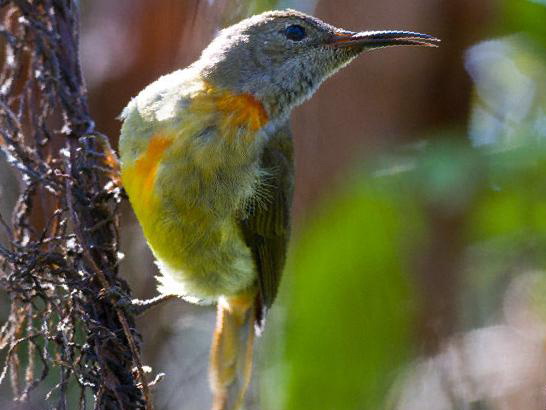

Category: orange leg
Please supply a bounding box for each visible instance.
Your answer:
[210,294,256,410]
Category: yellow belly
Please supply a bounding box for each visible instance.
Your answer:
[120,78,269,302]
[147,199,256,303]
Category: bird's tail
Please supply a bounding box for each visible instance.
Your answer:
[210,294,256,410]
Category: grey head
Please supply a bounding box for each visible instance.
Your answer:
[195,9,439,119]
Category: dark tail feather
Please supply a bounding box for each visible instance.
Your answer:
[210,296,256,410]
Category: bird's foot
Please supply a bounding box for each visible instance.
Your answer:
[100,287,178,316]
[124,294,178,316]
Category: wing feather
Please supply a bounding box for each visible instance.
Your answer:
[239,122,294,328]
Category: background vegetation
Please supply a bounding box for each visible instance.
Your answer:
[2,0,546,409]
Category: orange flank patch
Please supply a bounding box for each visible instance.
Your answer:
[215,91,269,132]
[133,134,173,200]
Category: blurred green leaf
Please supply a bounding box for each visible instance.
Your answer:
[416,140,483,214]
[264,133,546,409]
[500,0,546,48]
[220,0,280,25]
[253,0,279,12]
[265,175,423,410]
[469,142,546,240]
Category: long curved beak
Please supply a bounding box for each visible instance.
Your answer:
[330,30,440,49]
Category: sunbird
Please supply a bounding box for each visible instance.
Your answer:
[119,9,439,410]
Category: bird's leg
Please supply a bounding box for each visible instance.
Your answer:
[100,286,178,317]
[125,294,179,317]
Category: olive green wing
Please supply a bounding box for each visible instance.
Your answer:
[239,123,294,327]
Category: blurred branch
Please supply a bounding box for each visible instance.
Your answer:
[0,1,155,408]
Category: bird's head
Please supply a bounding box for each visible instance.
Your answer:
[195,9,439,120]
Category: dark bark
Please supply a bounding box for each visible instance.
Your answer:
[0,1,154,408]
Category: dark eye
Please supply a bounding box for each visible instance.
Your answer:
[284,25,306,41]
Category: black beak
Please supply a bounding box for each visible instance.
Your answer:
[330,30,440,49]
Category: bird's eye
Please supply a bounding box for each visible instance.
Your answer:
[284,25,306,41]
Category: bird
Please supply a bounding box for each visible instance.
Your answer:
[118,8,439,410]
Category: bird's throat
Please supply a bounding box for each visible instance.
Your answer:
[200,82,270,140]
[215,90,269,133]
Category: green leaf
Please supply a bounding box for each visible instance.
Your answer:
[265,177,422,410]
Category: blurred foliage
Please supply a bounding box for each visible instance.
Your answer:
[499,0,546,48]
[263,1,546,408]
[221,0,280,25]
[275,173,423,410]
[265,136,546,409]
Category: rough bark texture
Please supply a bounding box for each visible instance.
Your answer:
[0,1,155,408]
